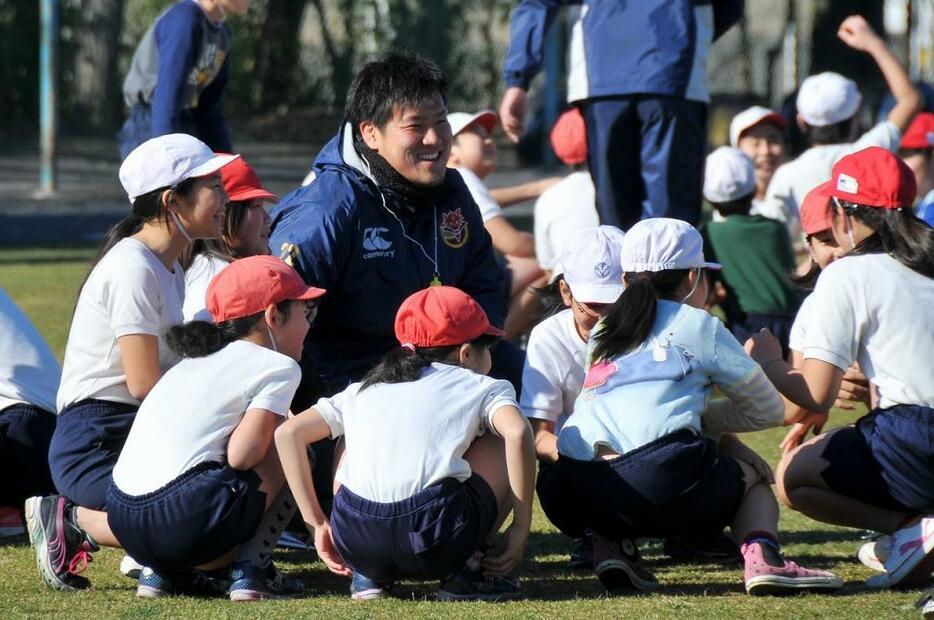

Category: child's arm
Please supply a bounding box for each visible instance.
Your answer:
[274,409,351,576]
[227,409,279,471]
[483,405,535,576]
[528,419,559,463]
[838,15,921,134]
[484,216,536,257]
[117,334,161,400]
[490,178,561,208]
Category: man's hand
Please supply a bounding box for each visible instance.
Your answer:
[499,87,529,143]
[837,15,882,52]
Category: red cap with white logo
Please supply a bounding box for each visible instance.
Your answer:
[817,146,917,209]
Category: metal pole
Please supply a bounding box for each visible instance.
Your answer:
[39,0,58,197]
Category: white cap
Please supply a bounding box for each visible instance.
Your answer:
[119,134,240,202]
[448,110,498,137]
[729,105,786,147]
[796,72,862,127]
[703,146,756,203]
[620,218,721,273]
[560,225,626,304]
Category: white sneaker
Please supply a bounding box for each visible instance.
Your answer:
[120,554,144,580]
[858,535,891,572]
[866,517,934,589]
[917,590,934,619]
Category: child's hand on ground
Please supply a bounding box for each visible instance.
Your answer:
[482,522,528,576]
[780,411,828,454]
[311,521,352,577]
[838,15,881,52]
[834,364,870,408]
[743,329,783,367]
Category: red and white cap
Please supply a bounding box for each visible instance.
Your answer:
[800,181,833,236]
[729,106,786,147]
[816,146,917,209]
[217,155,278,203]
[796,72,861,127]
[899,112,934,150]
[448,110,498,137]
[207,256,326,323]
[550,107,588,165]
[620,218,720,273]
[395,286,503,348]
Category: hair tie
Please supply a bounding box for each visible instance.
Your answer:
[400,342,416,354]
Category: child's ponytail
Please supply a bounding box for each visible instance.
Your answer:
[360,334,500,391]
[533,274,566,319]
[841,203,934,278]
[590,269,690,363]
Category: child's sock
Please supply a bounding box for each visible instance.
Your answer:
[68,505,99,550]
[742,531,784,568]
[234,487,296,569]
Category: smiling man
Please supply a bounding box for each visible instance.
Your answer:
[269,53,518,410]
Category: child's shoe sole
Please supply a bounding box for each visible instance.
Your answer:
[595,559,659,593]
[746,574,844,596]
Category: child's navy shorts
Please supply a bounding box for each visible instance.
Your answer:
[0,403,57,506]
[107,461,266,574]
[330,474,498,584]
[538,429,745,540]
[821,404,934,513]
[48,399,138,510]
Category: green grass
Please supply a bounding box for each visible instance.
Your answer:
[0,246,923,618]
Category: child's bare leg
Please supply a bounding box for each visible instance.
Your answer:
[75,507,120,548]
[777,429,908,534]
[463,432,511,538]
[729,460,778,544]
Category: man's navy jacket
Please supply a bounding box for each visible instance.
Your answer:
[268,124,506,391]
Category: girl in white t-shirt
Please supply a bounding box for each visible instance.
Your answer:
[105,256,323,600]
[26,134,237,593]
[276,286,535,602]
[747,147,934,589]
[182,156,278,322]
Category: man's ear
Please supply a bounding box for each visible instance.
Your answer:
[360,121,380,151]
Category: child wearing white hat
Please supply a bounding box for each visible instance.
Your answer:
[761,15,921,243]
[729,106,787,208]
[536,218,843,596]
[26,134,238,593]
[702,147,799,355]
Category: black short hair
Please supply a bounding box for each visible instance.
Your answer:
[804,117,855,146]
[710,192,754,217]
[344,52,448,135]
[897,146,933,160]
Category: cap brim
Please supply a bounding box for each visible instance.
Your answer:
[814,179,834,198]
[567,282,624,304]
[227,188,279,203]
[188,153,241,179]
[483,324,506,337]
[702,261,722,271]
[293,286,327,301]
[453,110,498,136]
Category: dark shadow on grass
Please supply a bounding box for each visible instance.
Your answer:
[0,533,28,548]
[780,529,865,545]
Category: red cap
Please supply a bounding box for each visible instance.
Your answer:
[207,255,325,323]
[216,154,278,204]
[550,108,588,165]
[900,112,934,150]
[395,286,504,348]
[800,181,833,235]
[817,146,917,209]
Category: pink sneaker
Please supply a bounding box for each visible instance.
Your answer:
[0,505,25,537]
[742,541,843,595]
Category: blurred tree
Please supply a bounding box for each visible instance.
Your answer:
[71,0,126,131]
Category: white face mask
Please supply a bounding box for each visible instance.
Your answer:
[265,323,278,353]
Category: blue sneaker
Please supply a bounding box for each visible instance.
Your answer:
[228,561,304,601]
[350,571,391,600]
[136,567,227,598]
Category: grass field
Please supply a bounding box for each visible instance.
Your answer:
[0,246,923,618]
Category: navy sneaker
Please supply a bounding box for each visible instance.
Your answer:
[437,565,521,602]
[24,495,98,591]
[664,533,741,564]
[593,534,658,593]
[567,531,594,570]
[136,566,228,598]
[228,561,305,601]
[350,571,391,600]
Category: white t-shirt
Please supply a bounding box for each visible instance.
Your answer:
[788,292,815,353]
[0,287,61,414]
[56,238,185,411]
[759,122,901,241]
[802,254,934,409]
[533,172,599,271]
[315,363,517,503]
[455,166,503,223]
[183,254,230,322]
[519,309,587,434]
[112,340,299,495]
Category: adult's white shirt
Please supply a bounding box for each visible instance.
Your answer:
[314,363,517,503]
[57,238,184,411]
[803,253,934,409]
[183,253,230,322]
[533,172,598,272]
[0,286,60,413]
[112,340,299,495]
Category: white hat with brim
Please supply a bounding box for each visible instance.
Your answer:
[796,72,862,127]
[729,106,787,147]
[448,110,498,137]
[561,225,626,304]
[120,133,240,203]
[620,218,721,273]
[704,146,756,203]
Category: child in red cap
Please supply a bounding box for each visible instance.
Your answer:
[746,146,934,589]
[91,256,324,600]
[182,155,279,322]
[898,111,934,226]
[276,285,535,602]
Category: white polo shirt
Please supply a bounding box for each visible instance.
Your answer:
[183,253,230,322]
[56,238,185,411]
[314,363,517,503]
[534,172,598,271]
[0,287,60,414]
[455,166,503,223]
[112,340,300,495]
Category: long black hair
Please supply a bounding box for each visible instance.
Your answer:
[533,274,567,319]
[360,333,500,391]
[590,269,691,364]
[836,200,934,278]
[166,300,292,358]
[179,199,258,269]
